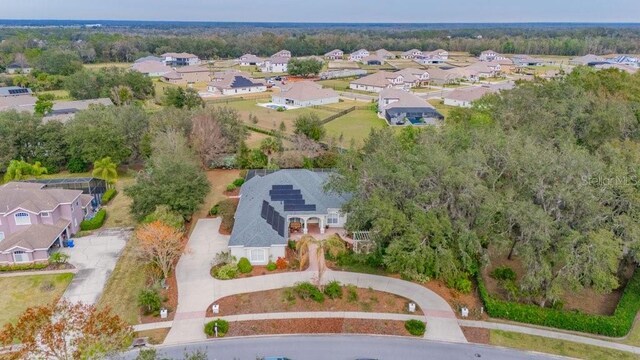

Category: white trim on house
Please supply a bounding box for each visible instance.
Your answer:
[12,250,29,263]
[14,212,31,225]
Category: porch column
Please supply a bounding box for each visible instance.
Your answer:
[303,218,308,234]
[320,217,325,234]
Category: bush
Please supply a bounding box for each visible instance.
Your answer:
[216,199,238,231]
[490,266,517,281]
[276,106,285,112]
[275,257,288,270]
[346,285,359,303]
[226,184,237,192]
[0,263,48,272]
[477,270,640,337]
[48,252,70,265]
[80,209,107,231]
[232,178,245,187]
[237,257,253,274]
[213,264,238,280]
[405,319,426,336]
[452,277,472,294]
[67,157,87,173]
[142,205,184,230]
[209,204,220,216]
[266,261,277,271]
[288,239,296,250]
[324,280,343,299]
[138,288,163,315]
[204,319,229,337]
[101,189,117,204]
[294,282,325,303]
[213,251,234,266]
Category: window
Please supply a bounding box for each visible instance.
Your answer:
[13,251,29,263]
[41,212,50,217]
[0,232,4,241]
[249,249,266,263]
[14,212,31,225]
[327,212,340,225]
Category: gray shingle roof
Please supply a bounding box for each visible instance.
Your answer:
[229,170,350,248]
[0,219,69,252]
[0,182,82,214]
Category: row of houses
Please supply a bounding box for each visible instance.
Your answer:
[238,50,292,73]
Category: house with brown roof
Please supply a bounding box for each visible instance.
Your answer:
[239,54,265,66]
[0,182,95,264]
[324,49,344,60]
[162,65,211,85]
[375,49,396,59]
[378,88,443,125]
[272,50,292,59]
[396,68,430,87]
[349,49,370,62]
[443,86,494,107]
[131,60,172,77]
[479,50,507,62]
[401,49,423,59]
[425,68,463,85]
[272,81,339,108]
[349,71,405,93]
[448,62,502,82]
[207,71,267,96]
[161,52,201,66]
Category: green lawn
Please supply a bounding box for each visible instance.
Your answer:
[427,99,456,119]
[102,177,136,228]
[490,330,638,360]
[84,62,132,69]
[317,79,353,91]
[324,110,386,147]
[37,89,72,100]
[0,273,74,326]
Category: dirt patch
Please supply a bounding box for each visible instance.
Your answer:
[423,280,486,320]
[224,318,411,337]
[462,326,490,344]
[223,188,240,197]
[207,286,422,317]
[135,328,170,345]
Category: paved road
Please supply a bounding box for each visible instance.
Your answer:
[122,335,560,360]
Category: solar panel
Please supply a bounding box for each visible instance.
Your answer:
[277,216,285,237]
[261,201,268,219]
[8,88,29,95]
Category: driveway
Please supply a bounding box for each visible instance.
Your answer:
[60,228,129,304]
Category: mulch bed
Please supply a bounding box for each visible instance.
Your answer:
[461,326,490,344]
[422,279,487,320]
[223,318,412,337]
[206,286,422,317]
[224,188,240,197]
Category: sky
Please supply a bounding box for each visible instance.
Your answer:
[2,0,640,23]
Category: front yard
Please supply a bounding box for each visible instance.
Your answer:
[324,110,386,147]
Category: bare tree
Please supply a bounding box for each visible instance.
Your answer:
[190,113,230,167]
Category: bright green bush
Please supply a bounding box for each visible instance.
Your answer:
[0,263,48,272]
[80,209,107,231]
[209,204,219,216]
[490,266,517,281]
[232,178,245,187]
[477,271,640,337]
[294,282,325,303]
[237,257,253,274]
[266,261,277,271]
[101,189,117,204]
[48,252,70,264]
[405,319,426,336]
[204,319,229,337]
[138,288,163,315]
[347,285,359,303]
[226,184,237,192]
[452,277,472,294]
[213,264,238,280]
[324,280,343,299]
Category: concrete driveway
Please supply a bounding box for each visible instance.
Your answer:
[60,229,129,304]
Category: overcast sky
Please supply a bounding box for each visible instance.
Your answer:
[3,0,640,23]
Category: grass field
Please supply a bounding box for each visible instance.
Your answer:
[84,62,132,69]
[324,110,386,147]
[490,330,637,360]
[317,79,353,91]
[37,89,72,100]
[103,176,136,228]
[0,273,74,326]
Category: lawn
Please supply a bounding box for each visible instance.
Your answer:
[246,131,273,148]
[102,176,136,228]
[317,79,353,91]
[427,99,456,119]
[0,273,74,326]
[84,62,132,69]
[324,110,386,147]
[190,169,242,228]
[37,89,71,100]
[490,330,638,360]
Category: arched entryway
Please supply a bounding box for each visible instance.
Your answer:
[305,216,325,235]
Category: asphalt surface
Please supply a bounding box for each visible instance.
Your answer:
[120,335,562,360]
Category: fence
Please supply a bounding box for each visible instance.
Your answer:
[207,93,271,104]
[319,105,374,125]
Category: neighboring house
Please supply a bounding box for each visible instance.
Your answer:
[131,60,172,77]
[449,62,502,81]
[0,86,36,112]
[349,49,370,62]
[134,55,163,63]
[396,68,430,87]
[207,71,267,96]
[375,49,396,59]
[23,177,107,209]
[349,71,405,93]
[361,55,385,65]
[161,52,201,66]
[401,49,422,59]
[426,68,462,85]
[162,65,211,84]
[0,182,95,265]
[512,55,545,67]
[5,63,32,74]
[161,71,183,84]
[238,54,265,66]
[443,86,494,107]
[378,88,443,125]
[0,86,32,97]
[42,98,113,123]
[324,49,344,60]
[272,50,292,59]
[479,50,507,62]
[592,63,638,74]
[272,81,339,107]
[570,54,606,66]
[609,55,639,67]
[228,169,350,265]
[415,49,449,65]
[259,57,289,73]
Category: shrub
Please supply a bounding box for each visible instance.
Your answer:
[213,263,238,280]
[490,266,517,281]
[213,251,234,266]
[237,257,253,274]
[294,282,325,303]
[138,288,163,315]
[288,240,296,250]
[276,106,285,112]
[209,204,220,216]
[0,263,48,272]
[48,252,70,265]
[477,270,640,337]
[204,319,229,337]
[324,281,343,299]
[275,257,288,270]
[67,157,87,173]
[266,261,277,271]
[101,189,117,204]
[405,319,426,336]
[452,277,472,294]
[226,184,237,192]
[346,285,359,303]
[232,178,245,187]
[142,205,184,229]
[216,199,238,231]
[80,209,107,231]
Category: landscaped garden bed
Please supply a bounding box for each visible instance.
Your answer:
[223,318,414,337]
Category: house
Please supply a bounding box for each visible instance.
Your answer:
[375,49,396,59]
[349,71,405,93]
[0,86,35,112]
[443,86,494,107]
[479,50,506,62]
[272,50,292,59]
[259,57,289,73]
[609,55,639,67]
[512,55,545,67]
[592,63,638,74]
[378,88,443,125]
[131,60,172,77]
[415,49,449,65]
[42,99,113,123]
[570,54,606,66]
[0,182,95,265]
[23,177,107,208]
[324,49,344,60]
[361,55,385,66]
[401,49,422,59]
[207,71,266,96]
[135,55,163,63]
[5,62,32,74]
[448,62,502,81]
[396,68,430,87]
[161,52,201,67]
[426,68,462,85]
[238,54,264,66]
[162,65,211,84]
[349,49,370,62]
[0,86,32,97]
[161,71,183,84]
[271,81,339,108]
[228,169,350,265]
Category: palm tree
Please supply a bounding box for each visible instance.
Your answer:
[92,157,118,187]
[296,234,346,289]
[260,137,283,166]
[3,160,48,182]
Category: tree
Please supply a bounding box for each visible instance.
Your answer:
[294,113,326,142]
[260,137,283,166]
[0,300,132,360]
[34,93,54,116]
[136,221,184,280]
[3,160,48,182]
[110,85,133,106]
[143,205,185,230]
[35,50,83,76]
[137,288,163,315]
[296,234,346,288]
[164,87,204,109]
[190,107,248,167]
[287,58,324,77]
[92,157,119,186]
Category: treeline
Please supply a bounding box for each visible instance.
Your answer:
[329,68,640,307]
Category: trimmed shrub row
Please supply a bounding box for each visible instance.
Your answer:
[0,263,48,272]
[80,209,107,231]
[101,189,117,204]
[477,270,640,337]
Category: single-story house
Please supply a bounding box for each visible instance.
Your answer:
[324,49,344,60]
[401,49,422,59]
[378,88,443,125]
[162,65,211,84]
[259,57,289,73]
[0,86,32,97]
[43,98,113,123]
[272,50,292,58]
[135,55,163,63]
[272,81,339,107]
[161,52,200,66]
[131,60,172,77]
[443,86,494,107]
[570,54,606,66]
[0,86,35,112]
[361,55,385,65]
[349,49,370,62]
[512,55,546,67]
[208,72,267,96]
[479,50,507,62]
[161,71,183,84]
[5,62,32,74]
[426,68,462,85]
[319,69,368,80]
[449,62,502,81]
[228,169,350,265]
[239,54,264,66]
[608,55,639,67]
[375,49,396,59]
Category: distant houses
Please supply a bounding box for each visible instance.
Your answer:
[479,50,507,62]
[375,49,396,60]
[161,52,201,67]
[272,81,339,108]
[131,60,172,77]
[349,49,370,62]
[361,55,385,66]
[5,62,32,74]
[161,65,211,85]
[324,49,344,60]
[569,54,606,66]
[401,49,422,59]
[378,88,443,126]
[207,71,267,96]
[239,54,264,66]
[512,55,546,67]
[259,57,290,73]
[414,49,449,65]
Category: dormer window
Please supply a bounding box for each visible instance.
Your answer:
[42,212,50,217]
[14,212,31,225]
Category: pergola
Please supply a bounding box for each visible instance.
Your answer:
[351,231,374,254]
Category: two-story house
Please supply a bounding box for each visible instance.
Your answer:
[0,182,94,265]
[161,52,201,67]
[259,57,289,73]
[349,49,370,62]
[324,49,344,60]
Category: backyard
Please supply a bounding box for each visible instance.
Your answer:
[324,110,386,147]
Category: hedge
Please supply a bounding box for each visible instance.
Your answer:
[101,189,117,204]
[80,209,107,231]
[0,263,48,272]
[477,270,640,337]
